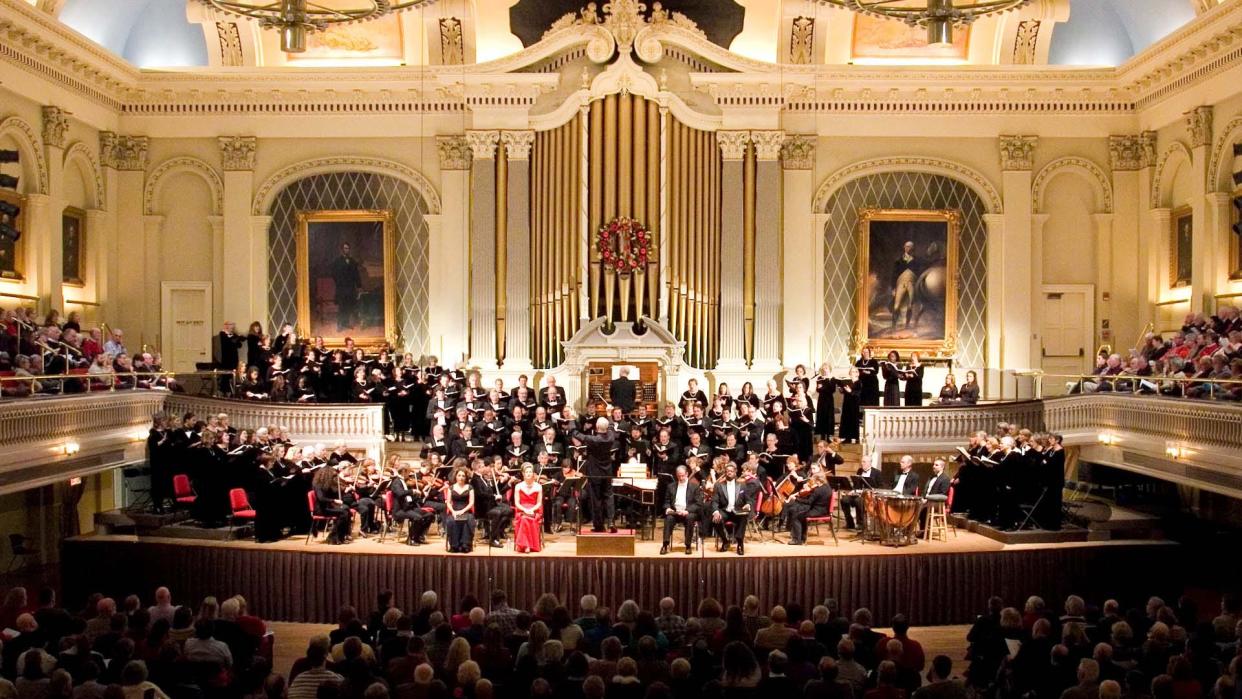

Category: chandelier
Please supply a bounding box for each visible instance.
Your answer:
[814,0,1032,46]
[194,0,440,53]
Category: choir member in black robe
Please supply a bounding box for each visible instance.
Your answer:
[838,370,863,443]
[855,348,881,406]
[814,365,837,438]
[1036,434,1066,530]
[882,350,903,407]
[903,353,925,407]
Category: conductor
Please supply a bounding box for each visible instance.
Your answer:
[574,417,620,533]
[609,367,637,413]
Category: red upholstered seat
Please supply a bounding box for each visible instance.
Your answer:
[172,474,196,505]
[228,488,256,519]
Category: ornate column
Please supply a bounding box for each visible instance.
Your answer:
[1108,135,1144,352]
[39,106,68,314]
[1135,132,1159,321]
[1206,192,1235,292]
[466,130,500,369]
[751,130,785,373]
[780,134,815,366]
[432,136,471,363]
[714,131,749,374]
[142,215,164,343]
[1186,107,1213,312]
[1093,213,1115,348]
[502,130,535,371]
[96,133,120,317]
[218,136,260,329]
[998,135,1038,385]
[1030,212,1050,366]
[982,213,1006,399]
[102,133,148,340]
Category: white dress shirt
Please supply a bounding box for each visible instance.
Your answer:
[674,482,688,512]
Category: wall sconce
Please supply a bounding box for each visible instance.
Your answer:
[1166,445,1188,460]
[1097,433,1118,446]
[63,441,81,455]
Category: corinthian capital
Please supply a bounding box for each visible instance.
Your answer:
[1185,106,1213,148]
[42,106,70,149]
[750,131,786,161]
[502,131,535,161]
[999,135,1038,171]
[437,136,471,170]
[780,134,815,170]
[716,131,750,161]
[466,130,501,160]
[218,136,257,171]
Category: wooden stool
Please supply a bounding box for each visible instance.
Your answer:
[924,499,952,542]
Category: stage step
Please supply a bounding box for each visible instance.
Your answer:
[576,532,636,556]
[93,509,250,541]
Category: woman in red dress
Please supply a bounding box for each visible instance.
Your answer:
[512,464,543,553]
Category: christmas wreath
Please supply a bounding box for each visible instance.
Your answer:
[597,216,652,273]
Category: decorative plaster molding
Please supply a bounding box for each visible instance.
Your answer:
[789,16,814,65]
[502,130,535,161]
[999,135,1038,171]
[251,156,442,216]
[466,130,500,160]
[1208,116,1242,191]
[812,156,1004,214]
[436,135,471,170]
[780,134,815,170]
[438,17,465,65]
[144,156,224,216]
[716,131,750,160]
[1108,135,1144,171]
[63,141,105,209]
[218,136,257,171]
[107,134,149,171]
[750,131,785,161]
[41,105,69,149]
[1150,141,1194,207]
[1140,131,1158,168]
[1185,106,1214,148]
[1011,20,1040,65]
[215,22,244,67]
[0,116,48,194]
[1032,156,1114,214]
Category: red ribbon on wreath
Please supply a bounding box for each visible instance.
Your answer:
[597,216,652,273]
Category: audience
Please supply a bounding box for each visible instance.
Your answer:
[1,583,1236,699]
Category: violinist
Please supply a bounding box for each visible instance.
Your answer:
[785,472,831,546]
[660,465,700,556]
[814,438,845,476]
[417,466,447,520]
[388,462,434,546]
[311,465,353,545]
[473,457,514,548]
[339,461,378,535]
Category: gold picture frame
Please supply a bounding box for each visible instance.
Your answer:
[295,209,396,348]
[62,206,86,287]
[854,208,959,357]
[1169,206,1192,288]
[0,189,26,281]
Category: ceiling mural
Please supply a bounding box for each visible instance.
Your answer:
[508,0,745,51]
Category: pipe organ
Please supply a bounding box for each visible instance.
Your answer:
[531,117,583,370]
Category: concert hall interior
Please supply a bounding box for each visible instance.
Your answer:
[2,0,1242,697]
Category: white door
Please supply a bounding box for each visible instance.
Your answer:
[1040,285,1093,396]
[161,282,213,373]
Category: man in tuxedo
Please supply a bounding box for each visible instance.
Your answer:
[609,367,637,413]
[842,456,886,530]
[785,474,831,545]
[924,458,951,499]
[893,455,922,496]
[660,466,700,555]
[710,461,751,555]
[215,320,243,396]
[574,417,620,533]
[472,458,513,547]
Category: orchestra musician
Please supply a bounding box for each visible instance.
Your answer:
[548,456,581,533]
[784,472,831,546]
[660,465,700,556]
[574,417,620,534]
[388,460,435,546]
[814,438,845,476]
[472,457,513,548]
[841,454,886,531]
[893,455,921,496]
[710,462,751,555]
[444,466,476,553]
[511,464,544,554]
[311,465,353,545]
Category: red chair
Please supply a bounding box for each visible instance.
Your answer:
[305,490,334,544]
[228,488,256,534]
[379,490,398,543]
[806,490,839,546]
[172,474,196,507]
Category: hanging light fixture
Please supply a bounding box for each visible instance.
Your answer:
[814,0,1032,47]
[194,0,440,53]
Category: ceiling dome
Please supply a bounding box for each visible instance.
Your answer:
[1048,0,1197,66]
[59,0,207,68]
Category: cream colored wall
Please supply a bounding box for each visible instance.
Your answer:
[1041,175,1097,286]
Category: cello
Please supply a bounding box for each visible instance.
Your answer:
[762,457,801,518]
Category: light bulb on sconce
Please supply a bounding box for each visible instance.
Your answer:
[1165,445,1188,460]
[63,441,81,455]
[1097,433,1118,446]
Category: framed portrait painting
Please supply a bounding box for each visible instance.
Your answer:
[855,208,959,356]
[295,209,395,347]
[1169,207,1192,288]
[62,206,85,286]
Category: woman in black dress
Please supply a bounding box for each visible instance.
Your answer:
[736,382,761,415]
[838,368,862,443]
[958,370,981,405]
[786,364,810,397]
[445,466,476,553]
[903,352,925,407]
[882,350,903,407]
[934,373,959,404]
[789,394,815,462]
[854,348,881,406]
[813,363,837,438]
[311,464,352,544]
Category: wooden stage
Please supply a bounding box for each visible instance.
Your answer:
[61,526,1179,626]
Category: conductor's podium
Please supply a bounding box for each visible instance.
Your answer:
[576,531,637,556]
